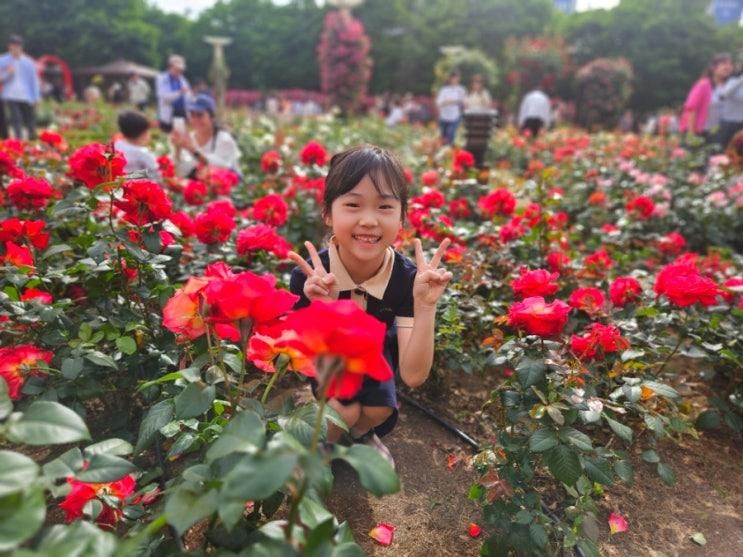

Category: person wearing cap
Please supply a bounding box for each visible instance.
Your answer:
[0,34,41,139]
[156,54,191,132]
[170,93,241,178]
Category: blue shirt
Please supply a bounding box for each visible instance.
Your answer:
[0,53,40,103]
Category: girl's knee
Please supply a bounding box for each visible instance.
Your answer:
[361,405,394,426]
[328,399,361,428]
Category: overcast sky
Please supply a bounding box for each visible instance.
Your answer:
[150,0,620,19]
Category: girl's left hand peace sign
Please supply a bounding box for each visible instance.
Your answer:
[413,238,453,307]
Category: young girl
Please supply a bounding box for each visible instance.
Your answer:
[288,145,452,467]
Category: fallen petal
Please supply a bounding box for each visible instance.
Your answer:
[608,512,628,534]
[368,522,395,546]
[468,522,482,538]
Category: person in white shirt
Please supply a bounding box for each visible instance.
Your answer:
[465,74,492,111]
[114,110,161,181]
[128,73,151,111]
[170,93,241,178]
[517,88,552,137]
[436,71,466,145]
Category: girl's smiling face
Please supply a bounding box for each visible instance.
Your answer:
[326,174,402,282]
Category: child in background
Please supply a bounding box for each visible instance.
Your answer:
[114,110,161,180]
[288,145,452,467]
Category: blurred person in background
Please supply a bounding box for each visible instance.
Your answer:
[156,54,190,132]
[436,70,466,145]
[679,53,732,145]
[0,34,40,139]
[170,93,241,178]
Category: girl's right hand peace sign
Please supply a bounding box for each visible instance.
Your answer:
[288,241,339,302]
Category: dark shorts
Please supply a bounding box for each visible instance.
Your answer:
[311,375,399,437]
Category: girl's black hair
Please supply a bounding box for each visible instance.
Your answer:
[323,145,408,220]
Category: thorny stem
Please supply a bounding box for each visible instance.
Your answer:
[260,363,286,405]
[656,313,689,377]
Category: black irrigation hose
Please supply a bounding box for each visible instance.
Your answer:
[397,389,587,557]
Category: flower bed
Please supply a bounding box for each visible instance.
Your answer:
[0,114,741,555]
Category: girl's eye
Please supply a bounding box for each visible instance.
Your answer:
[345,203,360,208]
[380,205,394,210]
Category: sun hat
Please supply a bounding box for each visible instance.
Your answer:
[186,93,216,116]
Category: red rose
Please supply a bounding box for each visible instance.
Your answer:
[252,193,289,227]
[626,195,655,219]
[21,288,53,304]
[39,130,66,149]
[421,169,439,187]
[584,248,613,277]
[507,296,571,338]
[204,167,240,196]
[453,149,475,171]
[59,475,136,528]
[448,197,471,219]
[478,188,516,218]
[2,241,33,269]
[411,189,445,209]
[300,141,328,166]
[657,232,686,255]
[499,216,525,242]
[547,251,571,273]
[569,287,606,315]
[654,261,719,307]
[570,323,630,361]
[204,270,298,325]
[184,180,208,205]
[7,176,55,210]
[511,267,560,299]
[194,200,236,244]
[403,168,414,184]
[157,154,175,178]
[0,345,53,399]
[282,300,393,398]
[68,143,126,189]
[169,211,195,238]
[609,277,642,307]
[237,224,292,259]
[721,276,743,304]
[114,180,172,225]
[260,150,282,174]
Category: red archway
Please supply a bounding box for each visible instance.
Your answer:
[36,55,74,100]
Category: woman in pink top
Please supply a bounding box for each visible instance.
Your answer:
[680,53,733,140]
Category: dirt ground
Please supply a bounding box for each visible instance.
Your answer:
[324,372,743,556]
[326,399,483,557]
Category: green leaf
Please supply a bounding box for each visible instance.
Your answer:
[690,532,706,546]
[42,448,85,481]
[514,509,532,524]
[278,404,325,446]
[642,449,660,463]
[0,451,39,497]
[582,458,613,486]
[529,523,548,548]
[135,400,173,453]
[696,410,722,430]
[61,358,85,380]
[84,438,133,457]
[207,410,265,462]
[529,428,559,452]
[76,453,137,483]
[175,383,215,419]
[335,444,400,496]
[0,378,12,420]
[84,351,118,369]
[657,462,675,485]
[559,427,593,451]
[516,357,546,388]
[543,445,582,486]
[604,415,633,443]
[115,336,137,355]
[644,414,665,436]
[0,487,46,552]
[42,244,73,259]
[621,349,645,362]
[222,450,298,502]
[78,323,92,342]
[7,401,91,445]
[642,381,680,401]
[614,460,634,484]
[166,485,219,535]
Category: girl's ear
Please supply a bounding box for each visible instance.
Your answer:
[323,211,332,227]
